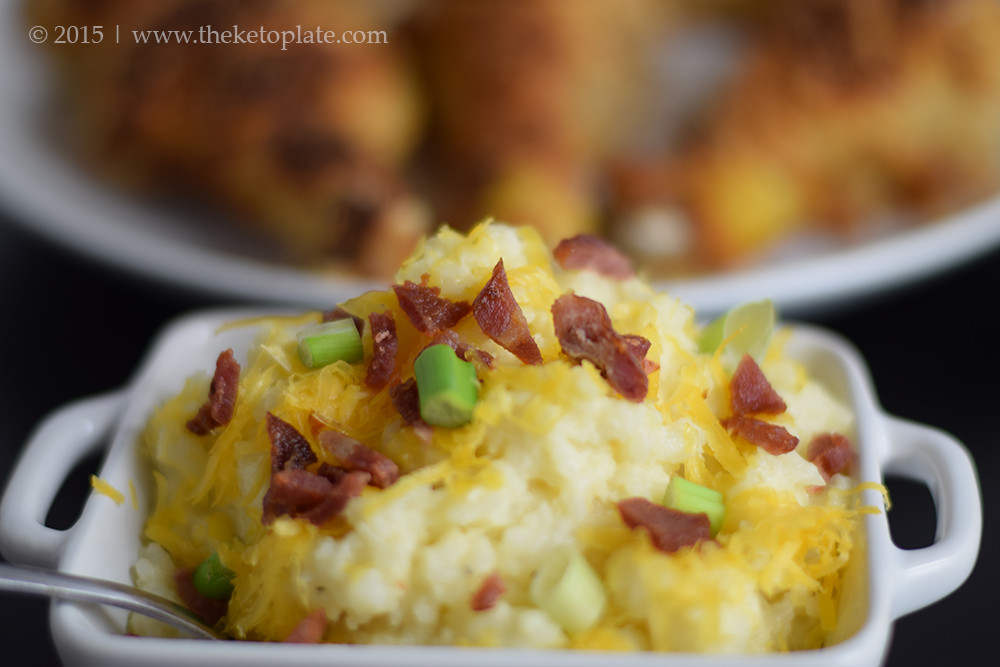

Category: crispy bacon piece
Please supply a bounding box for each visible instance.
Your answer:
[261,467,369,525]
[551,293,648,402]
[267,412,317,473]
[315,462,359,485]
[174,567,228,627]
[622,334,650,358]
[623,333,660,374]
[617,497,711,554]
[284,609,327,643]
[807,432,854,481]
[390,377,423,425]
[318,429,399,488]
[473,259,543,365]
[730,354,786,415]
[389,377,433,442]
[392,278,471,335]
[187,348,241,435]
[553,234,635,280]
[470,572,506,611]
[722,414,799,455]
[431,329,495,368]
[365,311,398,390]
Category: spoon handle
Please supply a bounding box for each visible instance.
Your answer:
[0,562,223,640]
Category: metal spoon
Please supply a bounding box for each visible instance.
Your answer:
[0,562,225,640]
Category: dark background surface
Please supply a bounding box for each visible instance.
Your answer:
[0,211,996,665]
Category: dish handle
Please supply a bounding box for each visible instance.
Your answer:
[880,415,982,619]
[0,392,125,568]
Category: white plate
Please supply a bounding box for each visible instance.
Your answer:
[3,2,1000,315]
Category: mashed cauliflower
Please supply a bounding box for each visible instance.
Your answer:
[132,221,874,652]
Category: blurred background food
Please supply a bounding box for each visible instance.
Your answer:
[23,0,1000,279]
[612,0,1000,274]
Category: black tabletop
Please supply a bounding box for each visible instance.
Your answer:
[0,213,995,666]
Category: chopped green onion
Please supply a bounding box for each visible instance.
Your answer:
[529,545,606,635]
[663,476,725,537]
[192,552,235,600]
[697,299,775,368]
[297,319,363,369]
[414,344,479,428]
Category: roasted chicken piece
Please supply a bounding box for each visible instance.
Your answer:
[611,0,1000,271]
[28,0,429,277]
[410,0,669,247]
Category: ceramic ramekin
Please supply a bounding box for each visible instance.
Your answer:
[0,309,982,667]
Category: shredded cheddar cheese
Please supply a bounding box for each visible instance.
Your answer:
[90,475,125,506]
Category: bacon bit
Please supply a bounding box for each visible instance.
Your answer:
[365,311,398,390]
[730,354,786,415]
[267,412,318,473]
[621,333,650,358]
[473,259,543,365]
[430,329,461,348]
[470,572,506,611]
[284,609,327,643]
[431,329,496,369]
[392,279,471,335]
[315,462,346,482]
[622,333,660,374]
[261,467,369,525]
[318,429,399,488]
[186,349,241,435]
[262,415,366,525]
[551,293,648,402]
[807,432,854,481]
[390,377,423,426]
[617,497,711,554]
[722,414,799,455]
[389,378,433,442]
[173,567,228,627]
[553,234,635,280]
[315,462,371,486]
[722,356,795,456]
[322,307,364,335]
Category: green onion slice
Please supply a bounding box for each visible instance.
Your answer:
[697,299,775,368]
[414,344,478,428]
[529,545,606,635]
[192,552,235,600]
[297,319,363,369]
[662,476,725,537]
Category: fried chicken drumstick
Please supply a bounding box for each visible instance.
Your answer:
[29,0,429,277]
